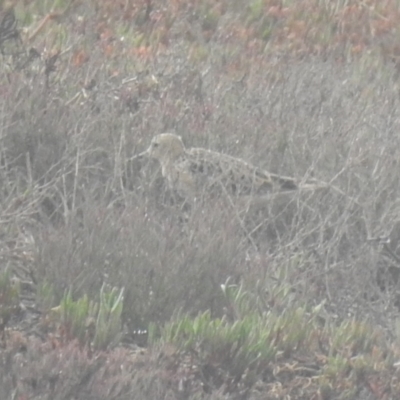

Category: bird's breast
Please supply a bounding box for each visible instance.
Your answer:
[161,162,195,197]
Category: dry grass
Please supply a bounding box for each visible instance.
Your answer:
[1,0,400,398]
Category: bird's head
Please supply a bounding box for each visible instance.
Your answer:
[140,133,186,164]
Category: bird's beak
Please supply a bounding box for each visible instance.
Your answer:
[131,148,150,160]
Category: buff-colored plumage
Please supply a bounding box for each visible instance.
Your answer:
[136,133,299,200]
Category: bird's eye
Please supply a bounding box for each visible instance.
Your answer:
[152,142,159,148]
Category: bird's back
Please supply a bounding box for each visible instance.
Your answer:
[173,147,297,198]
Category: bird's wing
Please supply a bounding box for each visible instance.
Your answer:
[186,148,279,195]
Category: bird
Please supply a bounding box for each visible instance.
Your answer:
[133,133,305,202]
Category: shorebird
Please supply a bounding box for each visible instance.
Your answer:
[134,133,305,201]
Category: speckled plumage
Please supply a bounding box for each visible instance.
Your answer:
[136,133,299,200]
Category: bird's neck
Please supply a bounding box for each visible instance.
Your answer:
[159,150,183,166]
[158,155,176,176]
